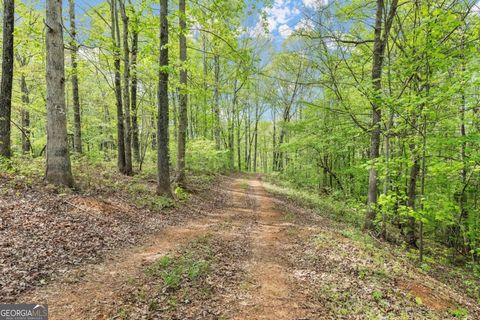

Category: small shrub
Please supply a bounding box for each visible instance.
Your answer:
[174,186,188,200]
[145,246,211,291]
[449,308,468,318]
[372,290,383,301]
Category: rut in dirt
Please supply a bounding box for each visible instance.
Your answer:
[232,179,311,319]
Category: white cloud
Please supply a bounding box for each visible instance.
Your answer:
[247,21,270,38]
[294,18,314,32]
[303,0,329,9]
[472,2,480,14]
[325,39,338,50]
[269,5,291,24]
[267,16,278,32]
[278,24,293,37]
[264,0,298,35]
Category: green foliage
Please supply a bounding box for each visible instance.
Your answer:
[372,290,383,302]
[415,297,423,305]
[419,263,431,273]
[186,139,230,173]
[146,253,210,290]
[145,236,212,291]
[174,186,188,201]
[264,177,365,228]
[5,0,480,284]
[239,180,249,190]
[135,194,175,211]
[449,308,469,318]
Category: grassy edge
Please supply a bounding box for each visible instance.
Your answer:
[262,174,480,307]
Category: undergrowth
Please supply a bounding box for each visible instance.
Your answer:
[264,174,480,305]
[115,235,215,318]
[0,156,219,212]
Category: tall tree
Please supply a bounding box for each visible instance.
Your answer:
[213,54,221,149]
[131,27,140,163]
[176,0,188,187]
[157,0,173,197]
[69,0,83,154]
[20,73,31,154]
[45,0,74,187]
[120,0,133,175]
[364,0,399,230]
[111,0,127,174]
[0,0,14,158]
[15,53,31,155]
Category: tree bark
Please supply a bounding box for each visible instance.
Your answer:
[120,0,133,175]
[20,74,31,154]
[365,0,398,230]
[176,0,188,187]
[131,28,140,163]
[157,0,173,197]
[111,0,127,174]
[69,0,82,154]
[230,80,237,170]
[253,100,259,172]
[213,54,221,149]
[272,107,277,170]
[202,34,208,138]
[45,0,74,187]
[0,0,14,158]
[406,150,420,248]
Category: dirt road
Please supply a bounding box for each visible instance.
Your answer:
[16,177,480,319]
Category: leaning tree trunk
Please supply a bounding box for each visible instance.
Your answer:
[69,0,82,154]
[157,0,173,197]
[176,0,188,187]
[0,0,14,158]
[45,0,74,187]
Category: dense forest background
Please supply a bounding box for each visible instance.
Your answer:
[1,0,480,273]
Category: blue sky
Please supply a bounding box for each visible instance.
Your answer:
[71,0,328,36]
[247,0,329,43]
[66,0,331,46]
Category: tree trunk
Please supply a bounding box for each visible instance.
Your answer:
[0,0,14,158]
[365,0,398,230]
[245,105,250,171]
[231,80,238,170]
[213,54,221,149]
[176,0,188,187]
[111,0,127,174]
[151,111,157,150]
[253,101,259,172]
[45,0,74,187]
[120,0,133,175]
[202,34,208,138]
[272,107,277,170]
[20,74,31,154]
[157,0,172,197]
[69,0,82,154]
[131,28,140,163]
[172,91,178,143]
[406,150,420,248]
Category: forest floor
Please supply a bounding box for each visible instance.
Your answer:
[3,171,480,319]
